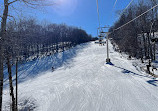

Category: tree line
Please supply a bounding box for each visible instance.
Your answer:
[1,18,93,110]
[109,0,158,61]
[0,0,94,110]
[4,19,93,62]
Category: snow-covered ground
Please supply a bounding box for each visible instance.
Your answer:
[3,41,158,111]
[131,42,158,76]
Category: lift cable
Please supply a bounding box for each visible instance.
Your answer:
[113,0,118,9]
[119,0,134,17]
[113,4,158,32]
[96,0,101,29]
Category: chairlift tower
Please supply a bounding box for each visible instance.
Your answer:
[97,26,111,63]
[105,32,111,63]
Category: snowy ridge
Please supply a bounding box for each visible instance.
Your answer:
[3,41,158,111]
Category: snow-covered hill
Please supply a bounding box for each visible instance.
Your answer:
[3,41,158,111]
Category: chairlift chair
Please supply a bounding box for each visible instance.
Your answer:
[98,34,104,38]
[100,31,106,34]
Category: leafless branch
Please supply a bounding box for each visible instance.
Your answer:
[8,0,55,7]
[8,0,19,5]
[8,15,17,24]
[22,0,56,7]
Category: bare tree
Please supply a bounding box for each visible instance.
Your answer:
[0,0,54,110]
[109,0,157,60]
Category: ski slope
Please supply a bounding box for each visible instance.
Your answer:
[3,41,158,111]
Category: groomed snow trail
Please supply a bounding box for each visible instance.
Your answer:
[3,41,158,111]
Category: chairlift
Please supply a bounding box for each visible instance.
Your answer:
[99,37,103,41]
[98,35,104,38]
[96,27,109,46]
[100,31,106,34]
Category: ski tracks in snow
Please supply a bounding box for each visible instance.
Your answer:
[3,41,158,111]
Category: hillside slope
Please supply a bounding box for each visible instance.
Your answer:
[3,41,158,111]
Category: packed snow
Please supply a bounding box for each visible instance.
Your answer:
[3,41,158,111]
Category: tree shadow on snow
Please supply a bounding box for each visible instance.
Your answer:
[107,62,158,87]
[147,80,158,87]
[107,62,146,77]
[3,98,36,111]
[4,43,89,87]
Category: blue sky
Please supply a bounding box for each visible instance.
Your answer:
[0,0,137,37]
[36,0,136,37]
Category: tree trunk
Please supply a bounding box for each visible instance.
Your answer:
[153,42,156,60]
[0,47,4,111]
[16,59,18,111]
[142,33,147,58]
[7,57,16,111]
[0,0,9,110]
[147,32,153,60]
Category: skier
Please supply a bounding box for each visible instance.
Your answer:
[52,67,55,72]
